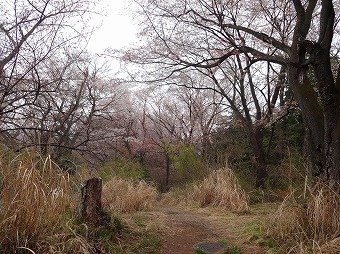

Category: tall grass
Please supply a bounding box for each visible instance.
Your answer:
[102,177,158,213]
[0,151,161,253]
[307,182,340,241]
[187,167,250,213]
[0,152,72,252]
[268,181,340,253]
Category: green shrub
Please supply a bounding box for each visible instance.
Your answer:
[99,157,149,182]
[166,143,206,183]
[228,246,243,254]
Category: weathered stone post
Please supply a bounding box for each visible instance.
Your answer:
[80,177,103,225]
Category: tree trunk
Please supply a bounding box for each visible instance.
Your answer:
[201,133,210,161]
[80,178,104,225]
[290,64,340,186]
[311,47,340,185]
[287,0,340,185]
[247,126,267,188]
[288,65,325,176]
[165,153,170,190]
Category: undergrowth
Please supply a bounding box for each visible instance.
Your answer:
[164,167,249,213]
[190,167,249,213]
[0,152,74,253]
[268,181,340,253]
[102,177,158,213]
[0,150,161,253]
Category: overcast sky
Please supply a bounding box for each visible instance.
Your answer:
[86,0,138,54]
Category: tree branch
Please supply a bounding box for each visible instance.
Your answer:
[224,24,291,53]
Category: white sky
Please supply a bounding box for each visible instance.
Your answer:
[86,0,139,54]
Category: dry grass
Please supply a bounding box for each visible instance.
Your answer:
[0,151,99,254]
[318,237,340,254]
[0,152,73,252]
[307,182,340,241]
[187,167,250,213]
[102,177,158,213]
[269,192,307,241]
[35,224,97,254]
[0,151,161,253]
[268,181,340,253]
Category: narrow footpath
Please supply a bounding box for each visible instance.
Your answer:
[158,206,263,254]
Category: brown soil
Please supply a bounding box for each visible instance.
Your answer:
[157,206,266,254]
[159,206,215,254]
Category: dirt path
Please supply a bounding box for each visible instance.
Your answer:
[158,206,263,254]
[159,206,217,253]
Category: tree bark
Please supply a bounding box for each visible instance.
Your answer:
[80,178,104,225]
[247,126,267,188]
[288,0,340,185]
[165,153,170,190]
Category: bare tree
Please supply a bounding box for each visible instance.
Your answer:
[0,0,96,129]
[133,81,223,187]
[2,48,134,168]
[122,0,340,186]
[121,6,288,186]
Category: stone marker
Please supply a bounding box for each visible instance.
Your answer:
[193,242,228,254]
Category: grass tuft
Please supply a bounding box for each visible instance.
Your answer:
[269,192,306,241]
[0,152,72,252]
[102,177,158,213]
[188,167,249,213]
[319,237,340,254]
[268,180,340,253]
[307,182,340,241]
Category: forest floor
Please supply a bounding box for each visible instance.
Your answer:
[155,203,279,254]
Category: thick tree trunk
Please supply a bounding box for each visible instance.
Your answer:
[292,68,340,186]
[312,47,340,185]
[288,65,325,176]
[287,0,340,185]
[288,64,340,185]
[80,178,104,225]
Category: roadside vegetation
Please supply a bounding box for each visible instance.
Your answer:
[1,0,339,253]
[0,150,162,253]
[1,147,339,253]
